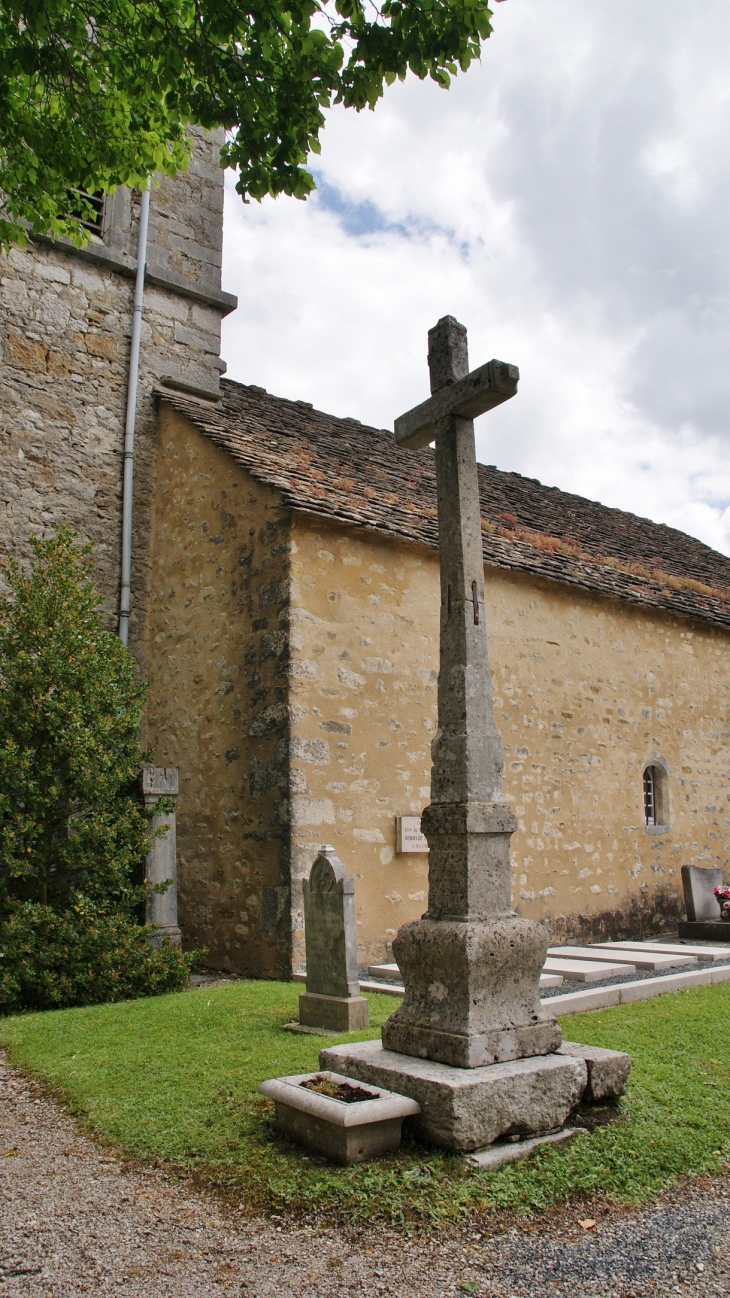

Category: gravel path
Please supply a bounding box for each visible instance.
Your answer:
[2,1049,729,1298]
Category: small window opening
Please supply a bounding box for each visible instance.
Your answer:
[67,188,105,237]
[643,766,657,826]
[643,762,669,829]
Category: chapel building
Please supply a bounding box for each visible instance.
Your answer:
[2,145,730,979]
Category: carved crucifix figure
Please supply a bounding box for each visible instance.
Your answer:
[381,316,561,1068]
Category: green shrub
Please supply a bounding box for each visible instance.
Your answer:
[0,900,191,1014]
[0,529,194,1012]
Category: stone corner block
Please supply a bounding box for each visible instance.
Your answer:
[299,992,369,1033]
[559,1041,631,1101]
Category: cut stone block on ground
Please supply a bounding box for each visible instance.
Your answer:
[558,1041,631,1100]
[465,1127,584,1171]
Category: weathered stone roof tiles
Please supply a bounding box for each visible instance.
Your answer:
[157,378,730,631]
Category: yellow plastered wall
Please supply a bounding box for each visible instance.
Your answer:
[289,515,730,967]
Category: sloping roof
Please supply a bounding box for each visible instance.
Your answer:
[158,378,730,631]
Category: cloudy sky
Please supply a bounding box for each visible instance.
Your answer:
[220,0,730,555]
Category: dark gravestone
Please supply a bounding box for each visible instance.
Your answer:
[681,865,724,921]
[299,846,369,1031]
[678,864,730,941]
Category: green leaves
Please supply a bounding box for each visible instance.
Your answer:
[0,0,495,247]
[0,901,194,1013]
[0,529,196,1013]
[0,528,149,916]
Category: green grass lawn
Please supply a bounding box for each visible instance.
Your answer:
[2,979,729,1228]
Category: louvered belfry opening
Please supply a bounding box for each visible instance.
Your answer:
[67,188,105,236]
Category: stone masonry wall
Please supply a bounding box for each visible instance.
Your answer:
[0,129,231,672]
[288,515,730,967]
[144,407,293,977]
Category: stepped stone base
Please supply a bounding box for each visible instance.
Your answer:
[320,1039,590,1152]
[678,921,730,943]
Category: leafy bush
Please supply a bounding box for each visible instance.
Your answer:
[0,530,194,1012]
[0,900,191,1014]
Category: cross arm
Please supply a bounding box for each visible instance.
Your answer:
[394,359,519,450]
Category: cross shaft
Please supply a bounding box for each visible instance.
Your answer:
[380,315,560,1068]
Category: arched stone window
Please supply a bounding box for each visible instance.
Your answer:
[643,759,670,831]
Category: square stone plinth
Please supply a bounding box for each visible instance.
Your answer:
[320,1039,588,1152]
[299,992,369,1032]
[259,1071,420,1165]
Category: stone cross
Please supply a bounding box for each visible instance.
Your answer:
[299,846,369,1032]
[381,316,561,1068]
[141,765,182,946]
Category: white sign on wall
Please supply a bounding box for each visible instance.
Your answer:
[396,816,429,854]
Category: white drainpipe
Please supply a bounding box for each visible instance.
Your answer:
[118,181,151,646]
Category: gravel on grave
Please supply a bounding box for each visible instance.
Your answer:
[2,1047,730,1298]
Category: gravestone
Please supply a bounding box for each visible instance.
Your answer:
[299,846,369,1031]
[678,864,730,941]
[322,317,629,1151]
[141,765,181,946]
[681,865,724,921]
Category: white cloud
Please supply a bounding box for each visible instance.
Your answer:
[221,0,730,555]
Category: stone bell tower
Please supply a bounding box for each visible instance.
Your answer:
[0,127,237,667]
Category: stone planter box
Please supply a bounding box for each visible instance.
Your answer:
[259,1071,420,1165]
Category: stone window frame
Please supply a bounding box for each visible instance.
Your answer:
[100,187,133,253]
[642,756,670,834]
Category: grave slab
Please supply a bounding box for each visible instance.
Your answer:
[550,945,696,971]
[593,941,730,962]
[320,1038,587,1152]
[547,963,730,1016]
[543,957,635,983]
